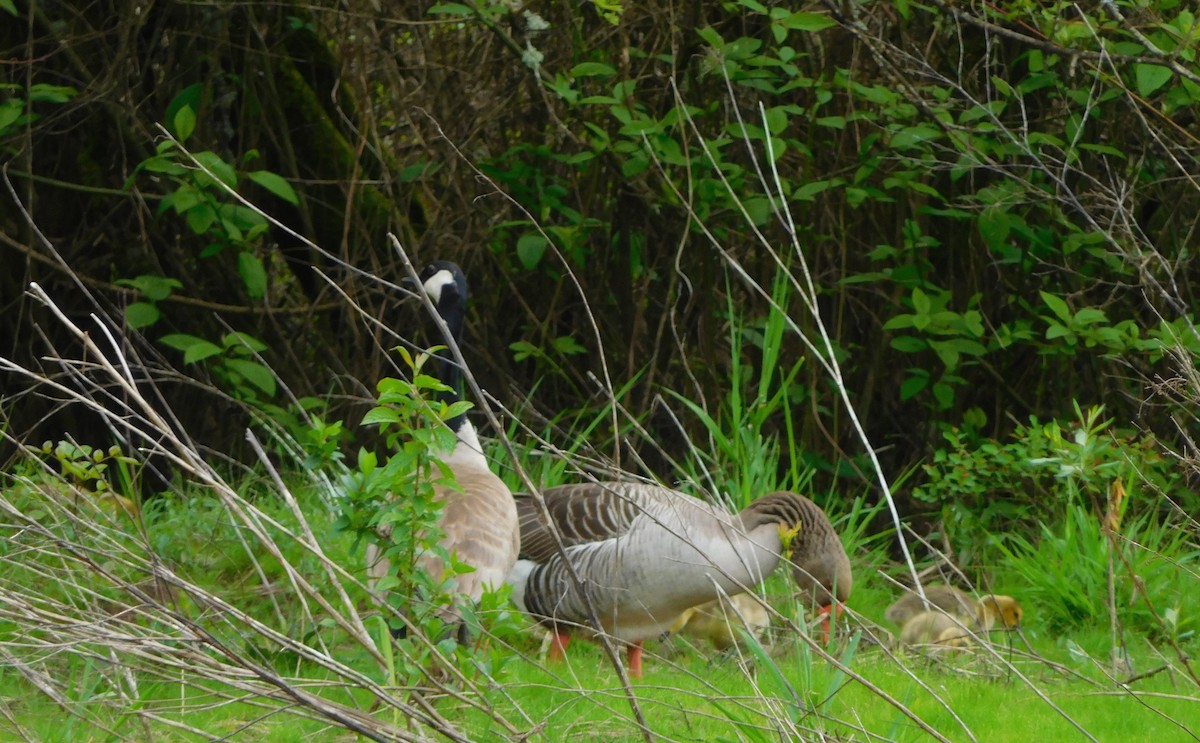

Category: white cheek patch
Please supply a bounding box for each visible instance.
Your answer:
[422,269,455,303]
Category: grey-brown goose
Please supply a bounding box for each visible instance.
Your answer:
[507,482,851,677]
[367,261,520,639]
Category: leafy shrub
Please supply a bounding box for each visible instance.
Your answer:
[915,404,1188,567]
[997,503,1200,642]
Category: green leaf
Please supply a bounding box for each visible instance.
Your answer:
[1073,307,1107,326]
[160,333,223,363]
[947,338,987,357]
[883,315,915,331]
[697,26,724,49]
[911,287,931,316]
[159,333,208,352]
[428,3,473,15]
[552,335,587,355]
[137,154,186,177]
[1134,64,1173,97]
[793,179,836,201]
[223,332,268,353]
[247,170,299,205]
[0,99,22,133]
[516,232,548,270]
[929,339,960,370]
[398,162,429,182]
[238,252,267,299]
[763,106,788,135]
[186,203,216,235]
[0,0,17,16]
[932,382,955,409]
[173,105,196,143]
[121,274,182,302]
[1046,324,1073,341]
[776,11,836,32]
[183,342,222,364]
[978,207,1011,249]
[571,62,617,78]
[193,150,237,188]
[510,340,538,362]
[900,374,928,400]
[1039,291,1072,323]
[170,183,204,214]
[223,358,277,396]
[166,84,203,131]
[28,84,77,103]
[743,196,772,226]
[125,302,160,329]
[890,124,941,149]
[889,336,927,353]
[361,407,401,427]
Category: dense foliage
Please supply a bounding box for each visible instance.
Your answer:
[3,1,1198,503]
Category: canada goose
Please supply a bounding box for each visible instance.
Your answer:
[898,610,973,652]
[667,592,770,652]
[507,483,851,677]
[366,261,520,640]
[886,585,1022,633]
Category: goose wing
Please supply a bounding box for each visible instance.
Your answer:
[509,482,780,642]
[515,481,678,563]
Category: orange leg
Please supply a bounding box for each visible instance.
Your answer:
[627,641,644,679]
[817,603,845,645]
[548,630,571,663]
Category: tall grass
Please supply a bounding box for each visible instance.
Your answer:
[666,266,808,508]
[1,81,1198,742]
[998,503,1200,640]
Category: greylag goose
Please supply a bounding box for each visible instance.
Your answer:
[366,261,520,640]
[886,586,1022,633]
[507,482,851,677]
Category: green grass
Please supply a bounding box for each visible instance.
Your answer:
[1,457,1196,742]
[3,623,1193,742]
[454,637,1198,742]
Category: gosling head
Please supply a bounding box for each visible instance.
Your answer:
[978,594,1023,629]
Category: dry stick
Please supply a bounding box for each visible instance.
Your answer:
[417,113,624,472]
[1105,520,1127,678]
[0,499,427,743]
[654,79,931,607]
[1110,532,1200,687]
[78,354,378,662]
[12,288,483,736]
[0,646,123,739]
[749,77,1113,738]
[80,328,380,660]
[816,2,1197,324]
[390,240,655,742]
[651,79,1100,742]
[754,99,928,602]
[15,129,530,722]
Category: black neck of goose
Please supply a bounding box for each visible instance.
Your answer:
[434,300,467,434]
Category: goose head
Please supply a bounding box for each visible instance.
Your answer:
[417,260,469,341]
[740,491,853,619]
